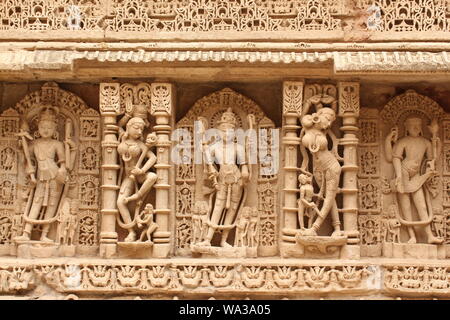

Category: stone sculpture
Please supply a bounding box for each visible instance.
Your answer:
[298,107,344,237]
[14,106,77,243]
[384,116,443,244]
[194,108,251,250]
[116,117,158,242]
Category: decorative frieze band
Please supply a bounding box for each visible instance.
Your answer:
[1,260,450,298]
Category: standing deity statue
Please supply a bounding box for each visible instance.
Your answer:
[14,106,76,243]
[197,108,251,248]
[116,117,158,242]
[298,107,344,237]
[384,116,443,244]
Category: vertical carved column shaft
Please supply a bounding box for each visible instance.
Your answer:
[281,81,303,252]
[338,82,360,253]
[150,83,173,258]
[99,83,120,258]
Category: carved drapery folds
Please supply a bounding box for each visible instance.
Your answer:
[0,82,101,258]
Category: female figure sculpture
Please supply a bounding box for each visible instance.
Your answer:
[298,107,343,237]
[117,117,157,242]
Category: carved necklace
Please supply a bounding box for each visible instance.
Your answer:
[122,139,141,162]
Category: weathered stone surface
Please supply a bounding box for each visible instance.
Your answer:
[1,0,450,301]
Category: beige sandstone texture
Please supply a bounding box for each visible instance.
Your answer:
[0,0,450,300]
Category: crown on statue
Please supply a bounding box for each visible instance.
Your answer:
[133,104,149,120]
[38,106,58,124]
[217,108,237,128]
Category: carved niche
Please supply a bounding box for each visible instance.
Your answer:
[174,88,278,258]
[376,90,448,259]
[114,83,160,258]
[0,82,101,258]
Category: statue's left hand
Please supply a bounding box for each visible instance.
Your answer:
[56,167,67,184]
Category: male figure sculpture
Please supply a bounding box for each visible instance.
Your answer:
[15,107,75,242]
[385,116,443,244]
[198,108,250,247]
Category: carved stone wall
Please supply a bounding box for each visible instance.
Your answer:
[1,0,450,41]
[3,0,450,300]
[0,81,449,299]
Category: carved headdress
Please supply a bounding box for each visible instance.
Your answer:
[217,108,237,129]
[38,106,59,125]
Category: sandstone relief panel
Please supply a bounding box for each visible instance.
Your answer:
[0,81,450,299]
[0,82,101,258]
[356,90,450,260]
[174,88,278,258]
[281,81,360,260]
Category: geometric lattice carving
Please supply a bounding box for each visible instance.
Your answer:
[0,0,341,33]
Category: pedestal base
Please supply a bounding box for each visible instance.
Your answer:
[280,236,347,258]
[360,244,382,257]
[117,242,153,259]
[99,243,117,258]
[58,245,76,257]
[152,243,171,258]
[296,235,347,259]
[383,242,446,259]
[16,241,58,258]
[190,244,248,258]
[340,245,361,260]
[76,246,99,257]
[0,244,12,256]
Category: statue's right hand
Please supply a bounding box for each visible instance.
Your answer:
[395,176,404,193]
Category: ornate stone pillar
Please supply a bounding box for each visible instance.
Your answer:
[150,83,173,258]
[99,83,121,258]
[338,81,361,259]
[280,81,303,257]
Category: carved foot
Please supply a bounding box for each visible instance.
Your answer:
[407,237,417,244]
[331,230,345,237]
[196,240,211,247]
[40,236,54,243]
[14,234,30,242]
[428,236,444,245]
[220,241,232,248]
[124,231,137,242]
[298,228,318,236]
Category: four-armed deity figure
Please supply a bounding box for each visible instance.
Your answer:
[15,106,76,243]
[298,107,344,237]
[385,116,443,244]
[197,108,250,247]
[117,117,158,242]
